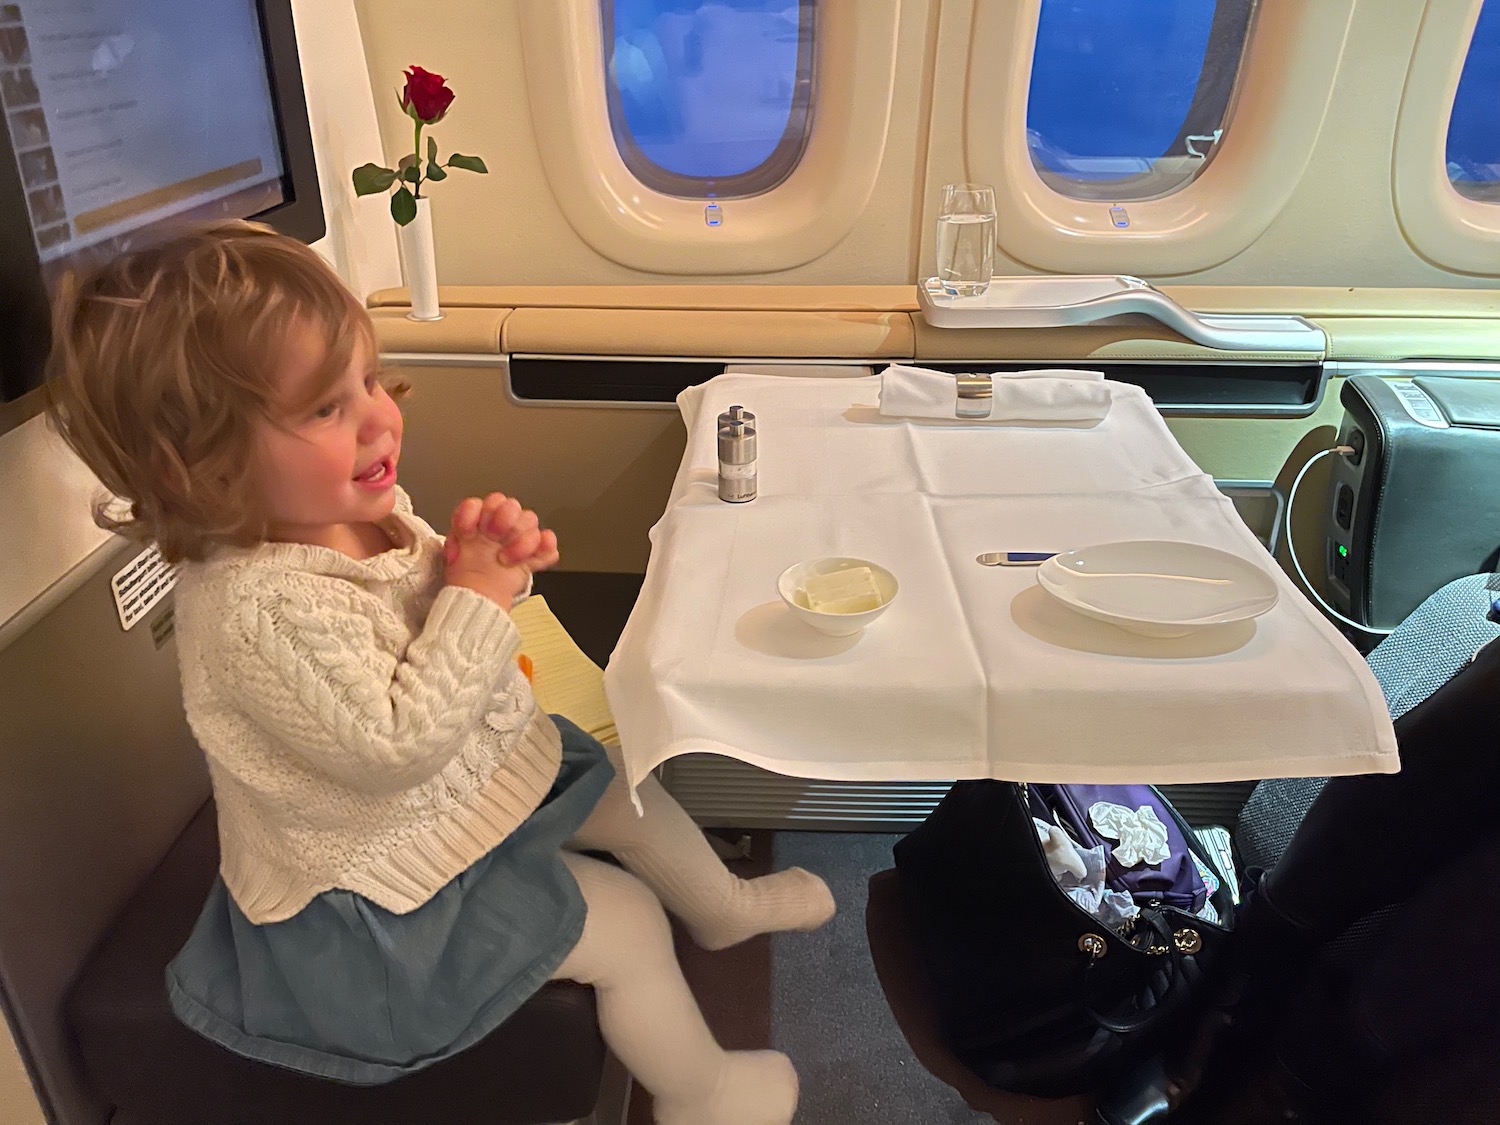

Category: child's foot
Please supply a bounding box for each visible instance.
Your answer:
[655,1049,798,1125]
[687,867,836,951]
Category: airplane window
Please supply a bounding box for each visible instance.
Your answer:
[1026,0,1257,201]
[601,0,815,199]
[1447,0,1500,203]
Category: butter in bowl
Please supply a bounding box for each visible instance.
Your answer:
[777,557,899,636]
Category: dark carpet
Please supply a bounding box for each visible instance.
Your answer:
[630,830,1094,1124]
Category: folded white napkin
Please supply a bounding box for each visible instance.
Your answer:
[878,363,1111,425]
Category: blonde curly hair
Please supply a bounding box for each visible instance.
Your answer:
[46,220,390,562]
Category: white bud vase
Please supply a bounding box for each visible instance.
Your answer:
[398,197,442,321]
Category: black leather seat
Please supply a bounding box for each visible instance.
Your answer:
[1235,572,1500,872]
[65,800,605,1125]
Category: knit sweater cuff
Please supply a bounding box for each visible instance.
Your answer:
[425,585,522,665]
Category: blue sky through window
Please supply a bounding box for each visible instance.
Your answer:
[607,0,803,183]
[1026,0,1217,180]
[1448,0,1500,191]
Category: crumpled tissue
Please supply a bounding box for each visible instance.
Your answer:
[1089,801,1171,867]
[1035,817,1139,929]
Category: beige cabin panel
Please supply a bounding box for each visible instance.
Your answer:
[0,419,116,631]
[514,0,902,274]
[367,287,1500,368]
[348,1,1500,290]
[0,541,208,1125]
[919,1,1489,287]
[1312,317,1500,362]
[910,318,1314,365]
[503,308,915,359]
[369,307,510,354]
[1392,0,1500,276]
[355,0,932,285]
[915,302,1500,367]
[1199,0,1475,289]
[1158,286,1500,318]
[367,284,1500,318]
[386,362,685,573]
[1167,384,1347,483]
[964,0,1357,276]
[367,285,1500,586]
[367,285,921,313]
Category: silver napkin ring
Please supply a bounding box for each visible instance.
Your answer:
[955,372,993,418]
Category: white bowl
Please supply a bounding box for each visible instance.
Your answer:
[1036,540,1279,638]
[777,557,899,636]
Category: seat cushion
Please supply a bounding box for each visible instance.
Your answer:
[66,802,604,1125]
[511,594,619,747]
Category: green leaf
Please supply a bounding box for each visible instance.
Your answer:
[427,135,438,164]
[446,153,488,174]
[398,153,419,171]
[400,165,421,183]
[390,186,417,226]
[426,161,448,181]
[351,163,396,196]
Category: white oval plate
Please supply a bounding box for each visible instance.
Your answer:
[1036,540,1279,638]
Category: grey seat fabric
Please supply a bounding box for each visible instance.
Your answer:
[1365,574,1500,718]
[1235,574,1500,872]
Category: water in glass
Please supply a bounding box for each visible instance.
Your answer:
[936,183,996,297]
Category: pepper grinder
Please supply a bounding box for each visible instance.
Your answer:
[717,404,757,503]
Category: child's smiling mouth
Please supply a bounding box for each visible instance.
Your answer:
[354,456,396,488]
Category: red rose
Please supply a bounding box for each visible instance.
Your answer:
[400,66,455,124]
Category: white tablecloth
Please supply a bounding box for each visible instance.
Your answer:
[602,373,1399,790]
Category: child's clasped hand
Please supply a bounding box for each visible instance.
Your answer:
[443,492,560,609]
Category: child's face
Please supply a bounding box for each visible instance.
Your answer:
[251,320,404,551]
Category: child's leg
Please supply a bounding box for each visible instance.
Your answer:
[568,766,835,951]
[553,852,798,1125]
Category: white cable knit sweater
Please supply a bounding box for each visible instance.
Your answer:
[173,488,563,924]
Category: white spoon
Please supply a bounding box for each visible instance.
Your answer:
[976,551,1233,585]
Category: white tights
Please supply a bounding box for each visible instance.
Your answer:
[550,771,835,1125]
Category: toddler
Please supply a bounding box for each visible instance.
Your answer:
[46,220,834,1124]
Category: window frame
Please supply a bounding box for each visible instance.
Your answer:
[966,0,1356,275]
[600,0,817,199]
[517,0,897,275]
[1393,0,1499,276]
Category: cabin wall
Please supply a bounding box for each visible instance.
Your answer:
[347,0,1494,552]
[5,0,1486,633]
[0,2,398,1118]
[355,0,1487,289]
[5,0,1491,632]
[356,0,935,286]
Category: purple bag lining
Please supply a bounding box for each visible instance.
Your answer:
[1029,783,1207,913]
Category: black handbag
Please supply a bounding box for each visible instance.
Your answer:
[893,780,1234,1097]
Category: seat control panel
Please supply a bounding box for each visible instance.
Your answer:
[1389,381,1449,428]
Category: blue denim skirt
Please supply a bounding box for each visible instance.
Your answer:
[166,715,614,1085]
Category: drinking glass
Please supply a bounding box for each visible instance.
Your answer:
[936,183,996,297]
